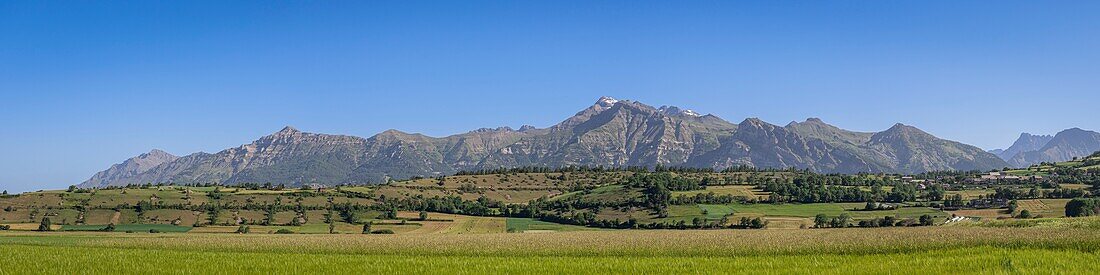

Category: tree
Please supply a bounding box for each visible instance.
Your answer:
[67,185,77,193]
[103,223,116,232]
[419,210,429,221]
[236,225,250,234]
[944,194,965,208]
[887,184,918,202]
[1007,200,1018,214]
[207,205,222,226]
[831,213,851,228]
[814,214,829,228]
[919,214,934,226]
[37,217,52,232]
[1028,187,1042,199]
[2,190,7,196]
[644,184,672,209]
[324,205,335,224]
[750,217,766,229]
[1066,198,1100,217]
[384,207,398,220]
[362,221,373,234]
[925,185,946,201]
[865,201,878,211]
[263,205,276,226]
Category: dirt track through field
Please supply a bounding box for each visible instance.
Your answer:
[109,211,120,224]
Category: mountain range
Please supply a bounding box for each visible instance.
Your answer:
[80,97,1012,188]
[993,128,1100,167]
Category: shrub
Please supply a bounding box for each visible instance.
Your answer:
[275,229,295,234]
[148,229,161,233]
[0,225,10,230]
[1018,210,1033,219]
[371,229,395,234]
[919,215,935,226]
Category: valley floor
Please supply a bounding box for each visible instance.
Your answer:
[3,226,1100,274]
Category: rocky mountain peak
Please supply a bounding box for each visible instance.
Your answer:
[143,149,174,158]
[739,117,770,128]
[658,105,703,117]
[881,123,927,135]
[261,126,303,140]
[1007,128,1100,167]
[994,133,1054,160]
[277,126,300,134]
[472,127,515,133]
[787,118,827,127]
[594,96,621,111]
[80,100,1018,188]
[78,148,181,188]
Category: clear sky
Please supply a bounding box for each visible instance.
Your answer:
[2,1,1099,192]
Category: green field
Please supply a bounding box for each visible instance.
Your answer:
[61,224,193,233]
[4,226,1100,273]
[506,218,591,232]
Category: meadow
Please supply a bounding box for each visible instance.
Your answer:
[4,167,1098,273]
[3,225,1100,274]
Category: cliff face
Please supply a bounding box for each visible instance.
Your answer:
[995,133,1054,161]
[80,149,179,187]
[1007,128,1100,167]
[80,97,1012,188]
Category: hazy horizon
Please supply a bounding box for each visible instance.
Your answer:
[3,1,1099,192]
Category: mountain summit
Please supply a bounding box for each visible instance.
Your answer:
[79,97,1010,188]
[993,133,1054,161]
[81,149,179,187]
[1004,128,1100,167]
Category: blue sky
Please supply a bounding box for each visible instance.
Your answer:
[2,1,1099,192]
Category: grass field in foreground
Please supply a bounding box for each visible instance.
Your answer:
[4,226,1100,273]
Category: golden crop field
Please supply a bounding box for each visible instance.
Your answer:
[3,225,1100,274]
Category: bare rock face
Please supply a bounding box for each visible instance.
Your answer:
[1007,128,1100,167]
[80,97,1012,188]
[995,133,1054,161]
[864,124,1008,173]
[79,149,179,188]
[480,98,736,169]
